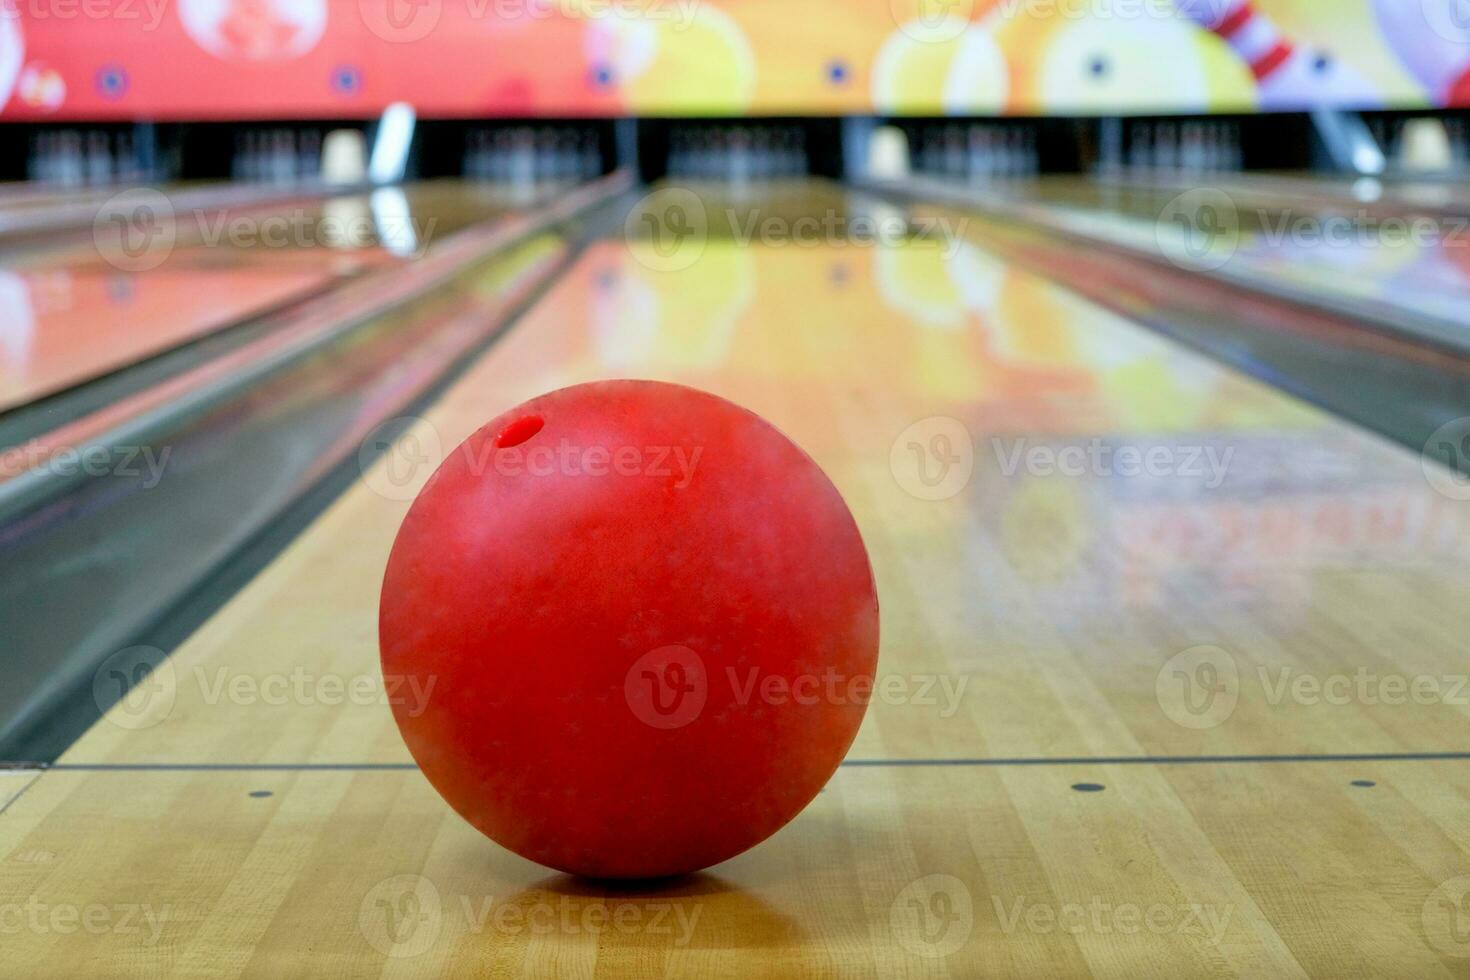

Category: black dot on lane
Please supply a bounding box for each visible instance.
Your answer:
[1350,780,1376,788]
[1071,783,1105,793]
[249,790,274,798]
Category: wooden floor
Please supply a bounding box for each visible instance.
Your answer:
[5,183,1470,976]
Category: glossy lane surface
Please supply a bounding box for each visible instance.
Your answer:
[3,181,1469,977]
[0,182,529,413]
[1007,175,1470,331]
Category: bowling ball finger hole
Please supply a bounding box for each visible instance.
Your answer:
[496,415,545,449]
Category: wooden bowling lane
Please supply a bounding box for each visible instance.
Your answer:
[5,763,1470,976]
[0,770,37,814]
[1092,169,1470,222]
[997,175,1470,337]
[0,266,335,414]
[6,181,1470,975]
[134,180,529,271]
[6,180,520,276]
[0,180,416,246]
[0,182,527,414]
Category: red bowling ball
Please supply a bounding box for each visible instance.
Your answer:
[379,380,879,878]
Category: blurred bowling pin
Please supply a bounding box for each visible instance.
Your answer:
[489,131,512,183]
[86,131,111,185]
[787,128,808,176]
[943,125,965,176]
[867,125,910,181]
[1156,121,1179,170]
[1176,0,1378,109]
[1128,122,1149,171]
[462,131,479,180]
[534,128,556,184]
[1400,117,1455,172]
[917,126,937,174]
[59,132,83,186]
[729,127,751,184]
[1372,0,1470,106]
[273,130,295,184]
[556,131,579,183]
[967,127,992,182]
[322,128,367,186]
[579,131,601,179]
[1003,128,1022,176]
[28,132,45,183]
[750,129,773,180]
[1451,118,1469,165]
[115,131,138,182]
[702,129,725,180]
[510,129,535,192]
[300,129,321,182]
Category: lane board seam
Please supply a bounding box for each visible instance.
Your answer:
[0,773,41,816]
[12,752,1470,772]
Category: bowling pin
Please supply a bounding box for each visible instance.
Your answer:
[510,129,535,190]
[706,129,727,181]
[750,129,771,180]
[675,129,694,180]
[1400,118,1455,172]
[1372,0,1470,107]
[1180,122,1200,173]
[918,125,937,175]
[866,125,911,182]
[1175,0,1378,109]
[942,125,964,176]
[241,132,254,182]
[61,132,84,187]
[690,129,708,178]
[258,131,272,182]
[580,131,601,179]
[967,126,989,182]
[1156,122,1179,170]
[277,130,296,184]
[783,127,798,178]
[486,131,507,183]
[42,131,58,184]
[244,131,260,182]
[255,131,270,182]
[534,128,555,185]
[322,128,368,186]
[46,132,63,186]
[301,130,321,183]
[730,127,751,184]
[28,132,44,183]
[556,132,578,184]
[484,130,498,181]
[1202,122,1221,171]
[86,131,111,186]
[115,131,136,183]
